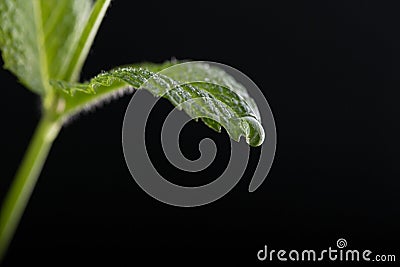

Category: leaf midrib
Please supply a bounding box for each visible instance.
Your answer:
[33,0,50,94]
[63,0,111,82]
[43,0,69,37]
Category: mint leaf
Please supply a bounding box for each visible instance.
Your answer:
[63,0,111,82]
[54,62,265,147]
[0,0,93,94]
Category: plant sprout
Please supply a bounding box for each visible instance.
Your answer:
[0,0,264,260]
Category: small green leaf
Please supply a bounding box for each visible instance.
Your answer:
[0,0,93,94]
[54,62,265,147]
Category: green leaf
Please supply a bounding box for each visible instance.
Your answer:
[63,0,112,82]
[54,62,265,147]
[0,0,93,94]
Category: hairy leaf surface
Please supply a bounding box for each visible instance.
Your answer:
[54,62,265,146]
[0,0,92,94]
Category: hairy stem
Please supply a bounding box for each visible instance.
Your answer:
[0,113,61,261]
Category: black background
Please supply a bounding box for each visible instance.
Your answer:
[0,0,399,265]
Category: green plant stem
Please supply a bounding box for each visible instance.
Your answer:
[0,113,60,261]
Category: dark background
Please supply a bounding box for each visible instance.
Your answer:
[0,0,399,265]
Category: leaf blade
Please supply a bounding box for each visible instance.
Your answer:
[55,62,265,147]
[41,0,92,81]
[63,0,111,82]
[0,0,46,94]
[0,0,93,94]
